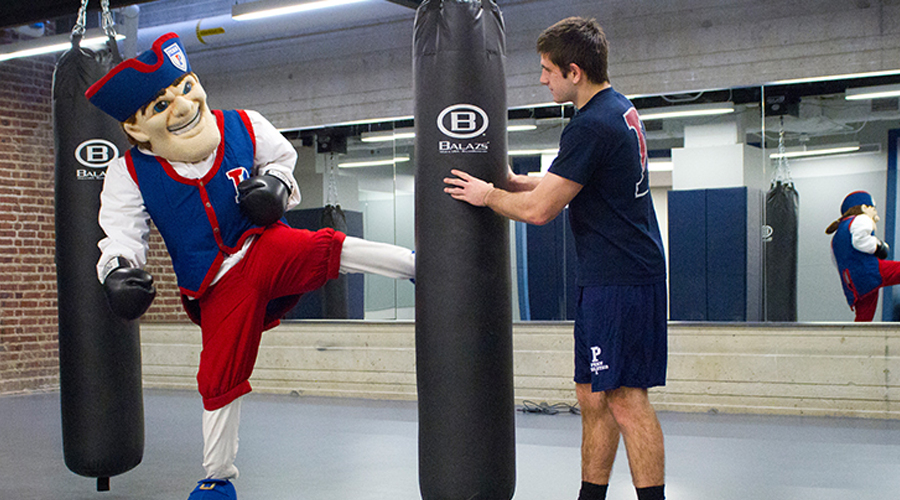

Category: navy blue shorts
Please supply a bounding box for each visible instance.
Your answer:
[573,282,668,392]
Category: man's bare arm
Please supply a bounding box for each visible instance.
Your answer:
[443,169,582,225]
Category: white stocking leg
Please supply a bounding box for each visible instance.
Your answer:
[202,398,241,480]
[339,236,415,280]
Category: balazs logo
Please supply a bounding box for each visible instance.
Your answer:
[74,139,119,181]
[437,103,490,154]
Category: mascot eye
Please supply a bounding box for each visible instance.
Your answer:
[153,101,170,114]
[183,81,193,94]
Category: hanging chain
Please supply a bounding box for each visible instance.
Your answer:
[100,0,118,38]
[773,115,793,184]
[326,152,340,206]
[71,0,118,40]
[72,0,91,39]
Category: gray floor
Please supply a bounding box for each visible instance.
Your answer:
[2,389,899,500]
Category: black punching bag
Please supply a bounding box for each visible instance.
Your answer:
[414,1,515,499]
[321,205,350,318]
[764,181,799,321]
[53,40,144,490]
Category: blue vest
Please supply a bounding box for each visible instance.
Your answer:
[126,109,263,297]
[832,216,882,306]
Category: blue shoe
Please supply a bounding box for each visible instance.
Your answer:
[188,479,236,500]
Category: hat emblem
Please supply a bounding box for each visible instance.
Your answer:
[164,43,188,72]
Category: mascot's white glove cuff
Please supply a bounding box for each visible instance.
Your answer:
[100,256,134,284]
[262,170,293,196]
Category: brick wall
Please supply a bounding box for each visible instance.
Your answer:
[0,28,186,396]
[0,28,60,394]
[143,228,187,322]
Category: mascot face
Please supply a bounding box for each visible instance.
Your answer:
[862,204,880,223]
[123,75,220,163]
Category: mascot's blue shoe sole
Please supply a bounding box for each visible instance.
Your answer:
[188,479,236,500]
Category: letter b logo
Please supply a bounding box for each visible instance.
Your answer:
[437,104,489,139]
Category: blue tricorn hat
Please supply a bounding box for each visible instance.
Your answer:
[86,33,191,122]
[841,190,874,214]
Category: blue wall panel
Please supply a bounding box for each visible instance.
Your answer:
[669,187,761,321]
[707,188,749,321]
[668,189,708,320]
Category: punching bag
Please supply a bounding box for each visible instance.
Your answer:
[414,1,515,499]
[765,181,799,321]
[53,39,144,490]
[321,205,350,318]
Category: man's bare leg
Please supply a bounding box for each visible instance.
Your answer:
[605,386,664,488]
[576,383,620,486]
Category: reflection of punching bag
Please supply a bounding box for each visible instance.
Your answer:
[53,41,144,490]
[321,204,349,318]
[765,181,799,321]
[414,1,515,499]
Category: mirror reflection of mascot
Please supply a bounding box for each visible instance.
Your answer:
[85,33,415,499]
[826,191,900,322]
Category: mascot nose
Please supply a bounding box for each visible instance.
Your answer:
[170,95,193,117]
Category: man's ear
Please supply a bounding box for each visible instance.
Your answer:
[568,63,584,84]
[123,121,150,144]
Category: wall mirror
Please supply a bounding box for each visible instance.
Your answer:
[281,73,900,323]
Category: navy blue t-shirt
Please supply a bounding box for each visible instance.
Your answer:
[548,87,666,286]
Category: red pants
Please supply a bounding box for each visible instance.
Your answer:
[853,259,900,322]
[191,223,345,410]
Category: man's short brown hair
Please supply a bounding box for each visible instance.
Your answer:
[536,17,609,85]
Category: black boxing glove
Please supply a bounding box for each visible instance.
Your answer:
[876,240,891,260]
[237,174,290,226]
[103,258,156,320]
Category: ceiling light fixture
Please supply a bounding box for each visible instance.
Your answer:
[338,155,410,168]
[845,84,900,101]
[769,69,900,86]
[233,0,370,21]
[508,148,559,157]
[0,30,125,62]
[360,130,415,143]
[507,123,538,132]
[278,115,415,134]
[769,145,860,159]
[639,103,735,121]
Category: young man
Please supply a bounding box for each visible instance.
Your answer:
[86,33,415,499]
[443,17,667,500]
[826,190,900,321]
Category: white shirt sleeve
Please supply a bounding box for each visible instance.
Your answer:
[849,214,879,254]
[245,109,301,210]
[96,156,152,282]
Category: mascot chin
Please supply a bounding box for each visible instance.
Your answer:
[85,33,416,499]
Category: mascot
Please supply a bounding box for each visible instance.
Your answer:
[85,33,415,499]
[826,190,900,321]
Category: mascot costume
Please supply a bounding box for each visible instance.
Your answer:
[85,33,415,499]
[826,190,900,321]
